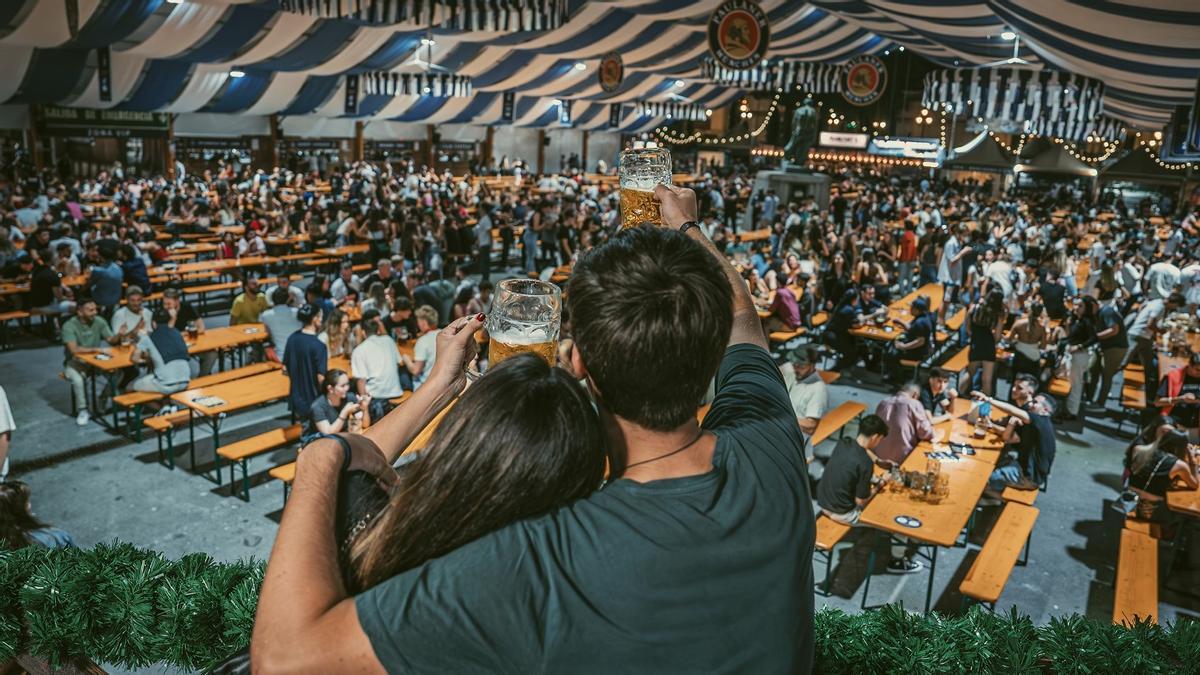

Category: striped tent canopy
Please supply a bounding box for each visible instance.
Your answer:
[0,0,1193,130]
[700,58,843,94]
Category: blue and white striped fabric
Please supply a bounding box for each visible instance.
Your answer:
[0,0,1193,129]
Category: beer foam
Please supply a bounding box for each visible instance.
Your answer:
[491,330,553,344]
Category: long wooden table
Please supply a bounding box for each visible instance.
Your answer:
[152,256,277,278]
[74,324,268,428]
[851,282,944,342]
[858,397,1007,613]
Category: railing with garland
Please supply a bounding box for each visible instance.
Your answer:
[1,543,1198,673]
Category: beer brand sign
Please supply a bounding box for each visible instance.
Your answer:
[707,0,770,71]
[598,51,624,93]
[841,55,887,106]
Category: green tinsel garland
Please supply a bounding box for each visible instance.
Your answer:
[0,543,1197,673]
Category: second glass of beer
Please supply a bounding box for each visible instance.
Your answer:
[618,141,672,229]
[486,279,561,367]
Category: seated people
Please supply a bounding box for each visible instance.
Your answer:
[331,261,362,305]
[351,309,406,419]
[401,305,439,389]
[1154,351,1200,440]
[764,284,802,334]
[261,288,302,361]
[873,381,936,466]
[61,298,119,426]
[306,369,371,440]
[128,308,194,394]
[1126,425,1198,520]
[815,414,919,573]
[265,275,305,308]
[973,375,1057,495]
[0,481,76,550]
[110,285,152,341]
[823,289,863,371]
[319,308,360,359]
[883,296,934,383]
[780,346,828,442]
[919,367,958,424]
[21,252,74,316]
[230,276,269,325]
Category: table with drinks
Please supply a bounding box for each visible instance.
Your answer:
[858,397,1008,613]
[850,283,944,342]
[74,323,270,429]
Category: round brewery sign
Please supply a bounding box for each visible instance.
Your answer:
[598,51,624,93]
[842,55,887,106]
[708,0,770,70]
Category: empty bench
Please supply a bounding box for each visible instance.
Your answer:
[810,401,868,449]
[218,424,303,501]
[115,362,280,440]
[814,515,853,596]
[1113,526,1158,626]
[959,502,1039,610]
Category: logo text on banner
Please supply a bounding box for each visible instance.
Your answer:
[819,132,870,149]
[707,0,770,71]
[842,55,886,106]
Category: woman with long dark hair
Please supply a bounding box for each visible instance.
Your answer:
[960,288,1006,396]
[1060,295,1099,422]
[0,481,75,550]
[341,353,605,591]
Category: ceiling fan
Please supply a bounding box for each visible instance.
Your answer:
[977,29,1034,68]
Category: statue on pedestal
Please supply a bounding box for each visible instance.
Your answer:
[782,99,818,171]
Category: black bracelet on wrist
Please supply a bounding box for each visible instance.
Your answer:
[311,433,352,472]
[679,221,700,235]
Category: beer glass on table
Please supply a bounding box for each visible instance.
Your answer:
[486,279,561,367]
[619,141,672,229]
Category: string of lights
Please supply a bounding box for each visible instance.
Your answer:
[749,147,923,167]
[1053,136,1120,164]
[654,89,783,146]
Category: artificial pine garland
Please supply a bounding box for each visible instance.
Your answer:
[1,543,1198,673]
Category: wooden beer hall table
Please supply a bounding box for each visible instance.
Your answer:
[858,397,1007,613]
[851,282,943,342]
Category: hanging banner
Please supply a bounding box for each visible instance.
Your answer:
[707,0,770,71]
[501,91,515,122]
[278,0,569,31]
[558,100,573,126]
[96,47,112,103]
[842,55,887,106]
[637,101,707,122]
[598,51,624,93]
[344,74,359,115]
[701,57,842,93]
[37,106,169,138]
[362,72,472,97]
[609,103,622,129]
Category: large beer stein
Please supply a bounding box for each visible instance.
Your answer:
[619,141,672,229]
[486,279,561,366]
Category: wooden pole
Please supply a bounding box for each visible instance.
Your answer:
[165,113,176,181]
[425,124,435,168]
[268,115,280,168]
[581,130,589,173]
[353,120,365,163]
[483,125,495,171]
[28,104,43,171]
[536,129,545,175]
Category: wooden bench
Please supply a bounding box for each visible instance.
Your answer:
[268,462,297,503]
[144,409,196,469]
[814,515,853,596]
[810,401,868,448]
[116,362,280,440]
[959,502,1039,610]
[768,326,806,344]
[1001,485,1038,506]
[218,424,304,500]
[1048,377,1070,398]
[0,310,30,349]
[1113,527,1158,626]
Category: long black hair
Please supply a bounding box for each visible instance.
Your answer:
[0,481,49,550]
[347,353,606,592]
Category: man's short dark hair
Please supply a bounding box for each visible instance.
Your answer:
[1168,292,1187,307]
[152,307,171,325]
[271,287,290,305]
[1014,373,1039,390]
[568,226,732,431]
[929,368,950,381]
[859,414,889,438]
[297,304,320,325]
[393,296,413,312]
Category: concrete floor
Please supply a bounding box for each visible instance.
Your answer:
[3,300,1196,673]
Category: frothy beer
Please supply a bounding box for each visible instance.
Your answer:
[620,187,660,229]
[490,331,558,366]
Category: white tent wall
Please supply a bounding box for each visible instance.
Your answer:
[278,116,356,139]
[490,126,541,169]
[587,132,621,173]
[543,128,581,174]
[174,113,270,137]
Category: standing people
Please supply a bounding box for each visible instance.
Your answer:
[873,382,936,466]
[282,305,328,423]
[960,289,1005,396]
[1090,288,1128,407]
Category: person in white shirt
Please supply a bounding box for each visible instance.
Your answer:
[779,346,828,451]
[110,286,153,340]
[265,276,305,308]
[0,384,13,481]
[330,261,362,304]
[351,310,406,403]
[260,288,303,359]
[237,229,266,258]
[401,305,439,389]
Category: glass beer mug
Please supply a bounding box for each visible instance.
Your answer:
[619,141,672,229]
[486,279,561,367]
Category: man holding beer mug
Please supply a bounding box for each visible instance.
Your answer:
[254,184,815,673]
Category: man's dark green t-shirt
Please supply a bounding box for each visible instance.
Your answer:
[355,344,815,672]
